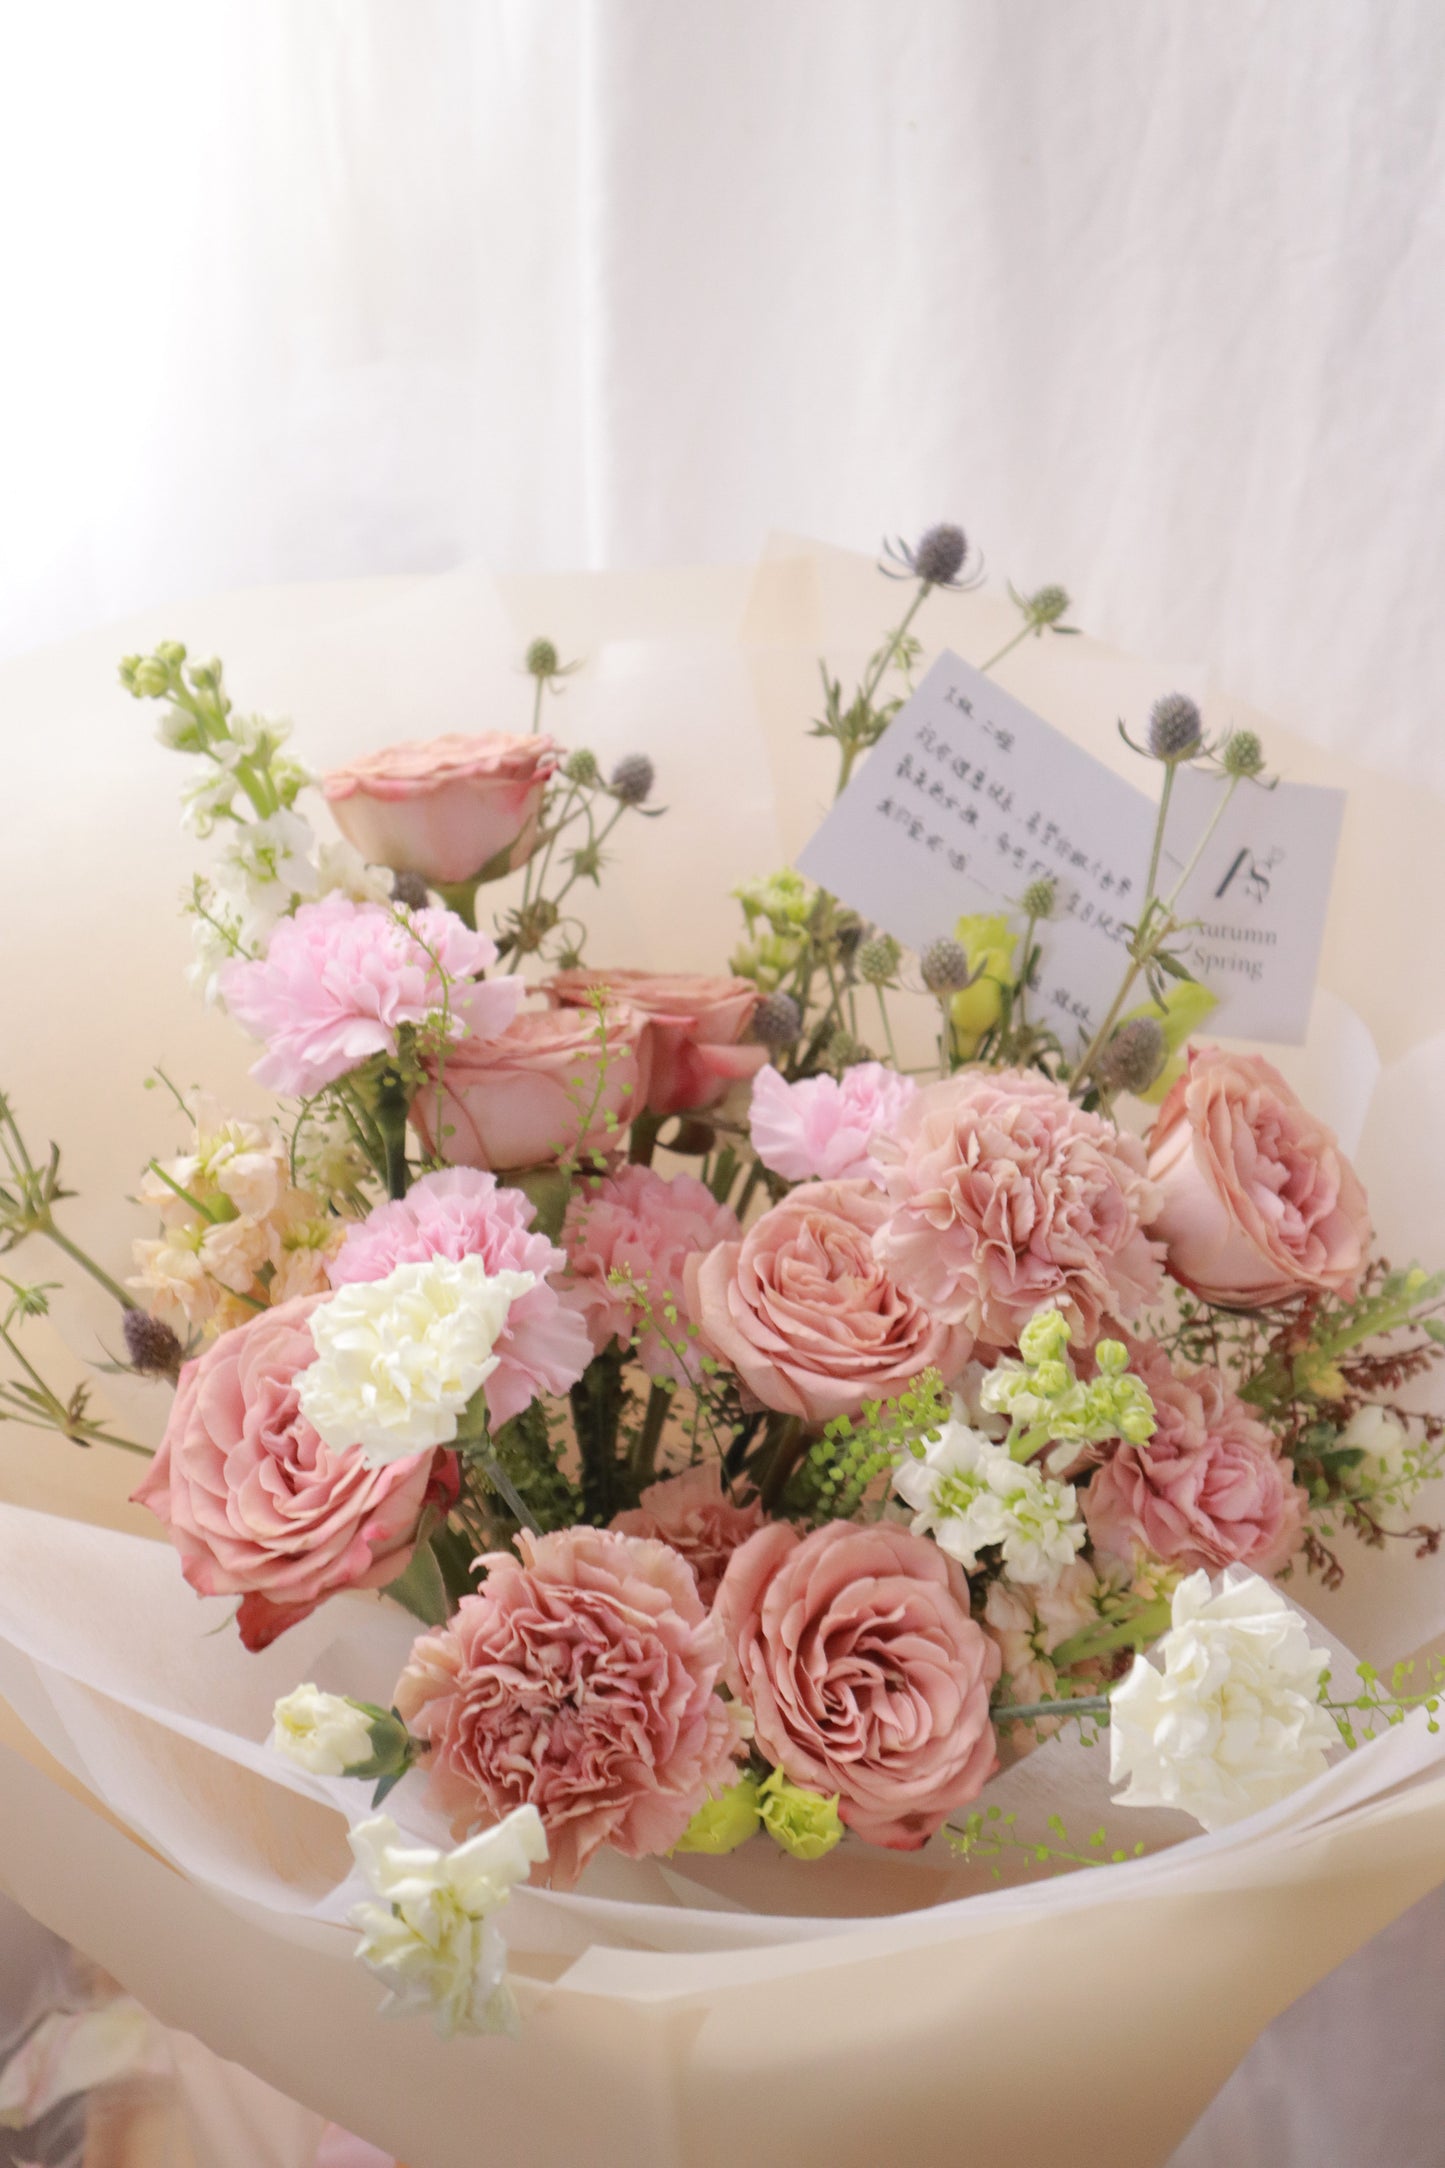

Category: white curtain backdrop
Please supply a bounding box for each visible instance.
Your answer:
[3,1,1445,787]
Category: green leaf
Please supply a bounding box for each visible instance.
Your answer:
[382,1537,452,1626]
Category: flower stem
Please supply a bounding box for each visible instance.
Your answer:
[631,1382,673,1485]
[372,1081,411,1201]
[1051,1597,1172,1670]
[34,1218,135,1312]
[977,621,1033,675]
[991,1694,1112,1726]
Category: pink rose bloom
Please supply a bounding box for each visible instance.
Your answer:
[219,894,520,1099]
[322,732,559,885]
[132,1295,455,1651]
[748,1061,918,1186]
[610,1462,765,1604]
[685,1179,974,1423]
[874,1068,1165,1348]
[327,1168,591,1426]
[560,1163,739,1378]
[1083,1337,1308,1577]
[546,969,766,1116]
[411,1001,653,1171]
[1147,1047,1372,1308]
[716,1521,1000,1848]
[395,1527,742,1886]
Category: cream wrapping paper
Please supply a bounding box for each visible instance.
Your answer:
[1,543,1444,2165]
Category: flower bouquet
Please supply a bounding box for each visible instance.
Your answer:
[2,532,1444,2164]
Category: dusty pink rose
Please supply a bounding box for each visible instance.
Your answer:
[396,1526,742,1886]
[716,1521,1000,1847]
[1083,1337,1308,1576]
[411,1002,653,1171]
[219,894,520,1098]
[327,1168,591,1426]
[560,1163,739,1379]
[685,1179,974,1423]
[132,1295,455,1651]
[1147,1047,1372,1308]
[322,732,559,885]
[610,1463,766,1604]
[874,1068,1165,1348]
[546,969,766,1116]
[748,1061,918,1186]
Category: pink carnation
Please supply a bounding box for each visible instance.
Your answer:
[1083,1338,1308,1577]
[716,1521,1000,1848]
[396,1527,742,1887]
[560,1164,739,1379]
[874,1068,1165,1348]
[328,1168,591,1426]
[220,894,521,1098]
[748,1061,918,1185]
[611,1463,765,1604]
[132,1294,456,1650]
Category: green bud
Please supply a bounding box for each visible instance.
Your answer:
[1026,584,1071,626]
[525,636,560,679]
[857,933,902,986]
[1018,1307,1070,1366]
[758,1769,844,1861]
[1221,729,1266,779]
[564,746,600,786]
[673,1775,762,1856]
[154,640,187,667]
[1021,877,1057,921]
[128,656,173,698]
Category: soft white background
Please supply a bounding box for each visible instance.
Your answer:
[3,0,1445,791]
[1,5,1443,2165]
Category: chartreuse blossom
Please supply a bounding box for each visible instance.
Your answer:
[892,1419,1084,1585]
[299,1255,535,1464]
[949,913,1016,1057]
[348,1808,547,2038]
[672,1774,763,1856]
[270,1686,417,1782]
[757,1770,844,1860]
[980,1307,1156,1475]
[1108,1570,1337,1830]
[1116,980,1219,1105]
[731,868,814,989]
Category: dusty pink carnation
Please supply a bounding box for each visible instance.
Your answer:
[686,1179,975,1423]
[748,1061,918,1186]
[560,1163,739,1379]
[874,1067,1165,1348]
[219,894,520,1098]
[611,1463,766,1604]
[322,732,559,885]
[395,1527,742,1887]
[1147,1047,1372,1307]
[546,969,766,1116]
[327,1168,591,1426]
[1083,1337,1308,1577]
[132,1294,455,1651]
[715,1521,1000,1847]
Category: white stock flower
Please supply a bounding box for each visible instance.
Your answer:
[348,1808,548,2038]
[298,1254,535,1464]
[892,1419,1084,1585]
[270,1685,376,1776]
[1337,1404,1410,1475]
[1109,1568,1338,1831]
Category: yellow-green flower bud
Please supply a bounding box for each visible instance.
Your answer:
[1018,1306,1070,1365]
[672,1775,762,1855]
[949,913,1016,1057]
[128,656,173,698]
[758,1770,844,1861]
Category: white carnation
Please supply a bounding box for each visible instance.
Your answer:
[892,1419,1084,1586]
[1109,1568,1338,1831]
[1337,1404,1410,1474]
[298,1255,535,1464]
[348,1808,548,2038]
[270,1685,376,1777]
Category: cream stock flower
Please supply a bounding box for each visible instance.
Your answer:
[270,1685,377,1776]
[348,1808,547,2038]
[1109,1569,1337,1831]
[892,1419,1085,1585]
[298,1255,535,1464]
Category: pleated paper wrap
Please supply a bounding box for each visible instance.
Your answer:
[1,542,1443,2168]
